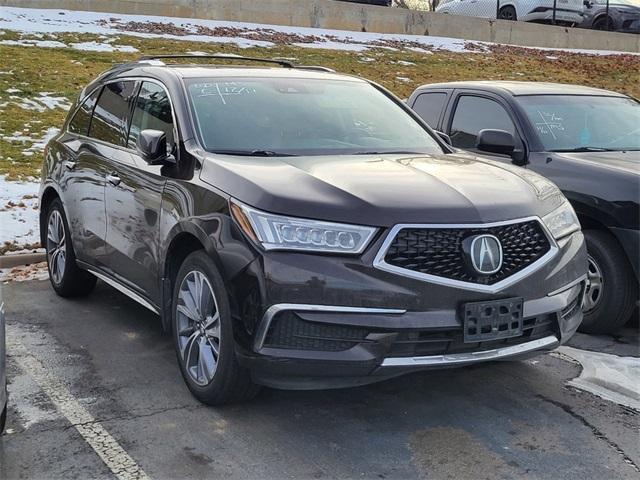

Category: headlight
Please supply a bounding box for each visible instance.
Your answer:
[542,201,580,239]
[230,201,377,253]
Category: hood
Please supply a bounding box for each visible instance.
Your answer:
[552,150,640,175]
[200,152,563,227]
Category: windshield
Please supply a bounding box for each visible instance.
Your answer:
[185,77,443,156]
[517,95,640,152]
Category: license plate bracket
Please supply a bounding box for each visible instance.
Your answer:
[463,297,524,343]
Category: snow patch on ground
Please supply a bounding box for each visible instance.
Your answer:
[0,37,138,53]
[556,346,640,411]
[70,40,138,53]
[1,127,60,156]
[5,93,70,112]
[1,6,634,55]
[0,175,40,250]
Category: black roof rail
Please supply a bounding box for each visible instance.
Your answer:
[137,54,294,68]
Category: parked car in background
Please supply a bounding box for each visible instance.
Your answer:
[408,81,639,334]
[436,0,584,25]
[40,55,586,405]
[1,289,6,433]
[581,0,640,32]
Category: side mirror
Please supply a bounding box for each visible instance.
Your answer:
[476,129,516,156]
[583,0,592,7]
[137,129,175,165]
[435,130,452,146]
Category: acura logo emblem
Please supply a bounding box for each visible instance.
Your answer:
[470,234,503,275]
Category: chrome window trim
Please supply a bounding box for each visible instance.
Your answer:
[254,303,406,351]
[372,216,559,294]
[381,335,559,367]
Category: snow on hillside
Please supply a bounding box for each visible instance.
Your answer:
[1,6,635,56]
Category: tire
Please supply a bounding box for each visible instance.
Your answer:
[0,400,6,434]
[579,230,636,334]
[45,199,97,297]
[172,251,260,405]
[498,6,517,21]
[592,16,613,31]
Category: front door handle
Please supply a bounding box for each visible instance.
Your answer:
[64,160,76,171]
[106,173,121,186]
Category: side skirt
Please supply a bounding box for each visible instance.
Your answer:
[78,261,160,315]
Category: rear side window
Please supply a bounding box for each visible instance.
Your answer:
[412,92,447,128]
[449,95,516,149]
[89,81,137,147]
[128,82,175,152]
[68,89,100,136]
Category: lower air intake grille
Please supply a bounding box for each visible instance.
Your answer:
[263,312,370,351]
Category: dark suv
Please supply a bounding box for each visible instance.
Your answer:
[407,81,639,334]
[41,56,586,405]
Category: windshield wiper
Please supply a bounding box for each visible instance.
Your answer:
[209,149,298,157]
[351,150,426,155]
[550,147,615,153]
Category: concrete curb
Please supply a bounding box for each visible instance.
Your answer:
[0,253,46,269]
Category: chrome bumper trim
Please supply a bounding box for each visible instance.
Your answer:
[547,274,587,297]
[380,335,559,367]
[254,304,406,351]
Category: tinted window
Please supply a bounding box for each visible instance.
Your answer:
[450,96,516,149]
[412,92,447,128]
[68,89,100,136]
[128,82,175,153]
[185,77,444,156]
[90,81,137,146]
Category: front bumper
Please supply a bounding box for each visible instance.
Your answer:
[235,230,587,389]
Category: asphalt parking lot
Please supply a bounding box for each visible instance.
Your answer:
[1,279,638,480]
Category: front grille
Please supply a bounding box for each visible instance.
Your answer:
[383,220,551,285]
[263,312,370,351]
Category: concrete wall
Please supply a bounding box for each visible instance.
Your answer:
[2,0,639,53]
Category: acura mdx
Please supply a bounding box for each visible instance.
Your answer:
[40,55,587,404]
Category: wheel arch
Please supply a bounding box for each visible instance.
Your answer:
[160,224,227,332]
[39,184,63,247]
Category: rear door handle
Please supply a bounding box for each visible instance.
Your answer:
[106,173,121,186]
[64,160,76,171]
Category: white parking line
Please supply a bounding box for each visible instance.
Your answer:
[7,330,150,480]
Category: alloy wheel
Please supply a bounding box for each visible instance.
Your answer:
[47,210,67,285]
[584,255,604,313]
[176,271,221,386]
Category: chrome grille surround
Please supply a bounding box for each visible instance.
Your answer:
[372,217,559,294]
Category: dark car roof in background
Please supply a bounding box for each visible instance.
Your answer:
[414,81,627,97]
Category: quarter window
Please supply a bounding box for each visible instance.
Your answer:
[412,92,447,128]
[89,81,137,147]
[450,96,516,149]
[68,89,100,136]
[128,82,175,153]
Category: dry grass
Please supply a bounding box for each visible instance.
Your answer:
[0,30,638,179]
